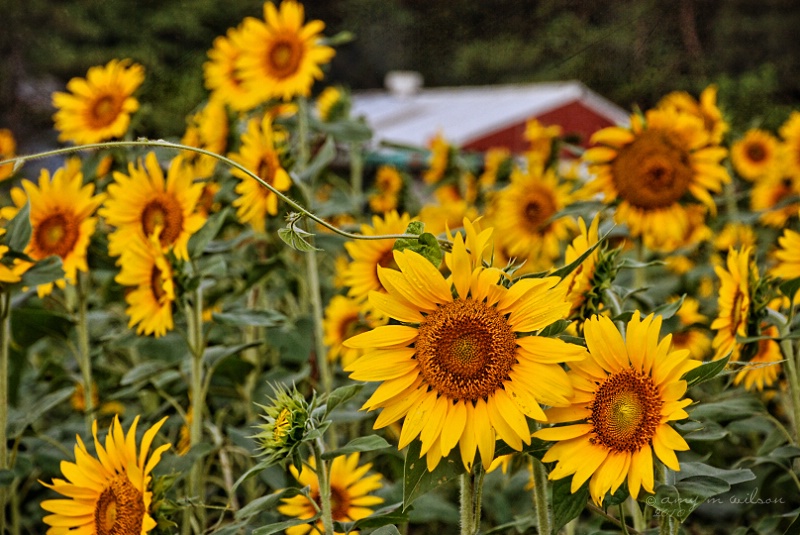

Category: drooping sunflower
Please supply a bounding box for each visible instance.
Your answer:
[731,128,780,181]
[236,1,335,102]
[710,247,753,362]
[340,211,413,304]
[345,220,587,471]
[40,415,170,535]
[52,59,145,145]
[278,453,383,535]
[583,107,729,252]
[657,84,728,144]
[489,164,576,272]
[178,99,229,180]
[0,128,17,181]
[101,152,206,261]
[323,295,387,368]
[8,166,105,296]
[204,24,265,112]
[229,114,293,233]
[733,324,782,392]
[115,234,177,338]
[534,313,700,505]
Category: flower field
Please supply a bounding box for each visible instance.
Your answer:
[1,1,799,534]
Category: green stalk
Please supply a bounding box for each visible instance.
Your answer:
[186,285,206,534]
[531,458,552,535]
[0,290,10,535]
[459,472,476,535]
[349,142,363,196]
[305,242,332,398]
[312,439,334,535]
[76,272,94,429]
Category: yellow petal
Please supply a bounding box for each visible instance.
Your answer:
[344,325,418,349]
[440,401,466,457]
[473,399,496,469]
[398,392,437,450]
[534,424,594,442]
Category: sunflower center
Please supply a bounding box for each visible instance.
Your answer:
[150,265,168,302]
[521,190,556,231]
[257,154,280,183]
[33,212,80,259]
[745,142,766,163]
[416,298,518,401]
[590,368,663,452]
[267,37,302,79]
[329,484,351,520]
[94,475,146,535]
[611,129,693,209]
[141,198,184,247]
[90,95,122,128]
[729,289,746,336]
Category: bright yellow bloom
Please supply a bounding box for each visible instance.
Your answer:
[562,215,601,315]
[731,129,780,181]
[583,107,729,252]
[52,59,144,144]
[278,453,383,535]
[0,229,21,284]
[779,111,800,179]
[179,99,229,180]
[101,153,206,261]
[774,227,800,282]
[524,119,562,167]
[479,147,512,190]
[423,132,452,185]
[204,24,265,112]
[733,325,782,391]
[368,165,403,213]
[316,86,349,122]
[713,222,757,251]
[657,84,729,144]
[535,313,699,505]
[40,416,170,535]
[323,295,387,368]
[236,1,335,102]
[345,220,585,471]
[670,297,711,360]
[229,115,293,233]
[0,128,17,181]
[710,247,753,361]
[750,156,800,227]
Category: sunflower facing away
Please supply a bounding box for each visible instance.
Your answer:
[278,453,383,535]
[228,114,293,233]
[52,59,145,145]
[657,85,729,145]
[345,220,587,471]
[561,215,601,316]
[236,1,335,102]
[583,107,729,252]
[101,152,206,261]
[710,247,753,362]
[731,128,779,181]
[40,415,170,535]
[534,313,700,505]
[8,166,105,296]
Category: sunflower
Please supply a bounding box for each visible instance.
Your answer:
[489,164,576,272]
[101,153,206,261]
[40,415,170,535]
[368,165,403,214]
[423,132,453,185]
[236,1,335,102]
[670,297,711,360]
[229,114,293,233]
[713,222,757,252]
[7,166,105,296]
[657,84,728,144]
[204,24,265,112]
[0,229,21,284]
[0,128,17,181]
[731,129,779,181]
[52,59,144,145]
[710,247,753,362]
[583,107,729,252]
[750,157,800,228]
[416,199,479,237]
[534,313,699,505]
[115,234,176,338]
[340,211,412,304]
[773,227,800,283]
[316,86,349,122]
[779,111,800,179]
[478,147,512,191]
[178,99,229,180]
[278,453,383,535]
[323,295,387,368]
[733,324,782,392]
[524,119,562,167]
[562,215,601,315]
[345,220,586,471]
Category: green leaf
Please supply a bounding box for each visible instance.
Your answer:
[188,206,230,259]
[19,256,64,288]
[5,201,31,252]
[212,310,286,327]
[495,437,549,459]
[646,476,730,522]
[231,459,275,493]
[0,469,14,487]
[293,136,337,184]
[322,435,392,460]
[393,222,443,267]
[684,354,730,387]
[547,229,607,280]
[403,440,464,511]
[120,361,174,386]
[236,487,305,521]
[278,225,321,252]
[652,295,684,320]
[322,383,364,419]
[779,277,800,301]
[333,503,407,533]
[317,119,373,143]
[203,341,263,369]
[676,462,755,486]
[7,387,74,438]
[552,477,589,533]
[688,395,763,422]
[369,526,402,535]
[539,319,571,337]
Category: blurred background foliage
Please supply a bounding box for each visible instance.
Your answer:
[2,0,800,147]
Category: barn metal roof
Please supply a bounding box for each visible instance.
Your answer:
[350,80,630,150]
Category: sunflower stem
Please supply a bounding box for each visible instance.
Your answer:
[723,180,739,219]
[76,271,95,430]
[350,141,363,196]
[459,471,476,535]
[0,289,9,535]
[531,457,552,535]
[312,438,335,535]
[304,232,335,422]
[187,284,207,533]
[769,308,800,443]
[297,97,311,167]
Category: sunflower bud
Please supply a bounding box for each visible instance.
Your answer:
[252,385,311,467]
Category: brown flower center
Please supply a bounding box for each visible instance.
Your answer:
[590,368,663,452]
[94,475,146,535]
[141,197,184,247]
[520,187,557,231]
[745,142,767,163]
[33,212,80,259]
[416,298,518,401]
[611,129,693,209]
[330,484,351,520]
[90,95,122,129]
[150,265,168,302]
[257,153,280,184]
[266,37,303,79]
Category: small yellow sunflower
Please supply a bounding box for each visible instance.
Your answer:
[323,295,387,368]
[204,24,265,112]
[710,247,753,361]
[733,325,782,392]
[229,114,293,233]
[478,147,512,190]
[751,158,800,228]
[524,119,562,167]
[657,84,729,144]
[52,59,144,145]
[0,128,17,181]
[0,229,21,284]
[731,129,780,181]
[779,111,800,179]
[774,227,800,282]
[179,99,229,180]
[8,166,105,295]
[423,132,452,185]
[101,152,206,261]
[368,165,403,214]
[713,222,757,252]
[278,453,383,535]
[345,220,586,471]
[236,1,335,102]
[670,297,711,360]
[115,234,176,338]
[534,313,700,505]
[316,86,349,122]
[583,107,729,252]
[340,211,413,304]
[416,199,479,237]
[40,415,170,535]
[489,164,576,272]
[562,215,601,315]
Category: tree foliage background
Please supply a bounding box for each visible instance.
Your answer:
[2,0,800,148]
